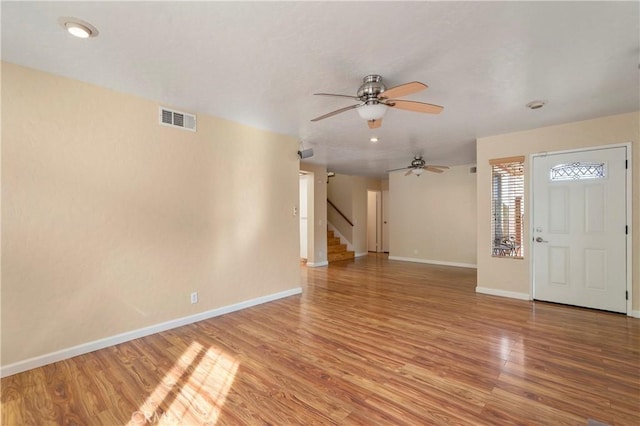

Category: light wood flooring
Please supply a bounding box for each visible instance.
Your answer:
[2,254,639,425]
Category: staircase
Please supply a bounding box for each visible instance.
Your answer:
[327,229,355,262]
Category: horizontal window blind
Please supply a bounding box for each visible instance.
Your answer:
[490,156,525,258]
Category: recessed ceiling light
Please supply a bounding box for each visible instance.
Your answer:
[370,137,379,143]
[58,17,99,38]
[526,100,546,110]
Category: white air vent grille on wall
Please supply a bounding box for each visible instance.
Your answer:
[159,107,196,132]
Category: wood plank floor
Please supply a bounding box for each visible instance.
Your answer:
[2,254,639,425]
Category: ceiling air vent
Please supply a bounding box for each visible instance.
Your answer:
[159,107,196,132]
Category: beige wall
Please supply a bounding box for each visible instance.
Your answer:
[389,165,477,266]
[476,112,639,312]
[1,62,301,366]
[299,162,328,265]
[327,174,381,255]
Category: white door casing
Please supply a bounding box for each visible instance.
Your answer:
[532,146,628,313]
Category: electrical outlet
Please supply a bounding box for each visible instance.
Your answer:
[190,292,198,304]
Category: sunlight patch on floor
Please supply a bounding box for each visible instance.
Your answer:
[129,341,239,425]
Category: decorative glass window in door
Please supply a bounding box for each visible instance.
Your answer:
[490,156,525,258]
[550,162,606,181]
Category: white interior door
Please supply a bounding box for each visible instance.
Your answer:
[382,189,390,252]
[532,147,627,313]
[299,174,309,259]
[367,191,378,252]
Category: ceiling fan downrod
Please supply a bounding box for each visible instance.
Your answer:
[357,74,386,101]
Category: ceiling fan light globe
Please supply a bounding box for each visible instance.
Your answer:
[357,103,388,121]
[413,168,424,176]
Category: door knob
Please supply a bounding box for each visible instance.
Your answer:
[535,237,548,243]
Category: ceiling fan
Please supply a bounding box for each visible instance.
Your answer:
[387,156,449,176]
[311,74,443,129]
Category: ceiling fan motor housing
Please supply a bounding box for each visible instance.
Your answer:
[357,74,386,102]
[411,156,426,168]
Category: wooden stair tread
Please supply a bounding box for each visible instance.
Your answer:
[327,228,354,262]
[328,250,355,262]
[328,243,347,254]
[327,237,342,246]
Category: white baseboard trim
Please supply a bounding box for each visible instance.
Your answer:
[1,287,302,378]
[388,255,477,269]
[476,286,530,301]
[306,261,328,267]
[630,310,640,319]
[355,252,368,258]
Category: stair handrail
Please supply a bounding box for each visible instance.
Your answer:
[327,199,354,227]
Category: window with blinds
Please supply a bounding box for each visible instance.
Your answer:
[490,156,524,258]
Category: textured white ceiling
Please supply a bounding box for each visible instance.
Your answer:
[3,2,638,177]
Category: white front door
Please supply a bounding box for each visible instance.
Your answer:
[532,146,628,313]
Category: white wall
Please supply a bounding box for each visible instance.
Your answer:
[389,165,477,267]
[2,62,301,369]
[476,112,639,312]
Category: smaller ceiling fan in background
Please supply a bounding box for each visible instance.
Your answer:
[311,75,443,129]
[387,156,449,176]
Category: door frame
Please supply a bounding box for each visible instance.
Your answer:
[529,142,633,315]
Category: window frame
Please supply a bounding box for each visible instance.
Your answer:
[490,156,525,259]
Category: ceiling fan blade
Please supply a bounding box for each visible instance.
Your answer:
[425,166,445,173]
[386,166,410,172]
[426,165,449,169]
[380,81,427,99]
[314,93,361,101]
[387,100,444,114]
[367,119,382,129]
[404,169,413,176]
[311,104,360,122]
